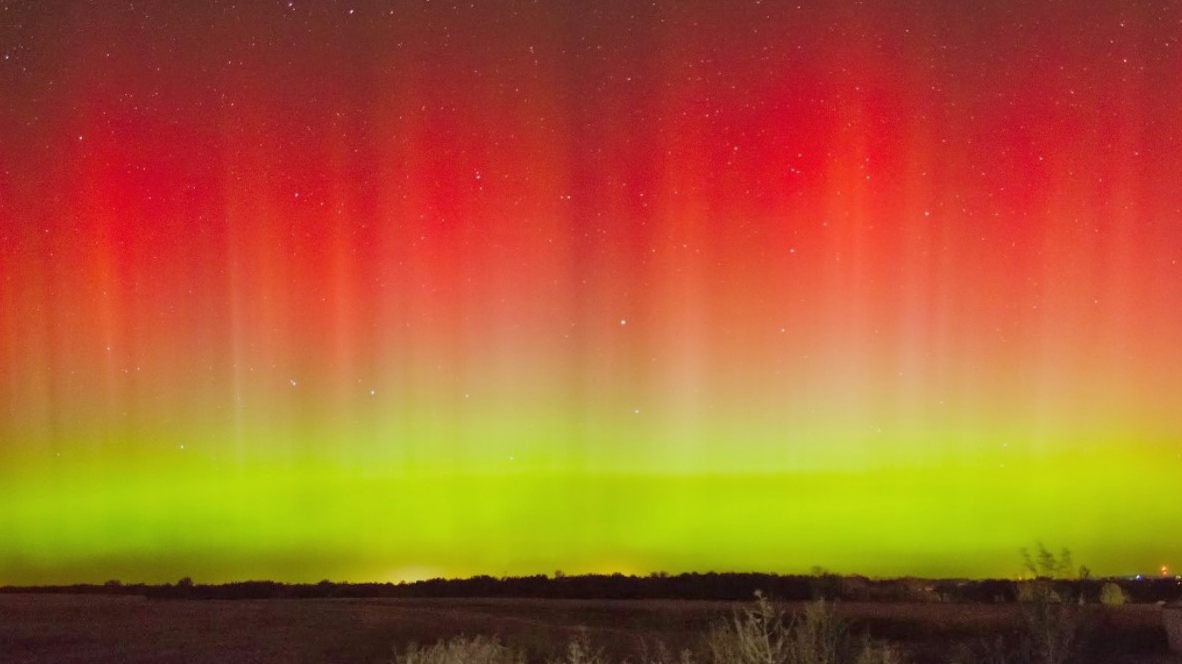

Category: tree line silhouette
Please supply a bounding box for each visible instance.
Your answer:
[2,572,1179,603]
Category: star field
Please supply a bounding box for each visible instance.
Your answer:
[1,0,1180,584]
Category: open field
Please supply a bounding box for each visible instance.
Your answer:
[0,594,1177,664]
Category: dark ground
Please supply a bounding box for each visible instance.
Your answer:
[0,595,1177,664]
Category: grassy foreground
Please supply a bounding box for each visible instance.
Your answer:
[1,593,1172,664]
[392,594,1171,664]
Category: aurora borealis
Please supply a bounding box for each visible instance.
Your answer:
[2,0,1181,585]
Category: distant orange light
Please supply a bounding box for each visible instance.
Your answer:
[1162,565,1169,576]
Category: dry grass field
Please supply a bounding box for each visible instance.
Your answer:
[0,594,1176,664]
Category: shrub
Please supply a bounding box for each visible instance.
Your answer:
[549,631,609,664]
[1016,545,1084,664]
[706,592,898,664]
[947,636,1012,664]
[852,641,903,664]
[1099,582,1126,606]
[636,639,695,664]
[1017,592,1080,664]
[395,635,526,664]
[707,592,793,664]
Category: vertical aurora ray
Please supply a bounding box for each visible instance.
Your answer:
[1,0,1180,584]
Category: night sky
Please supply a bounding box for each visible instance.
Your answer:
[2,0,1180,585]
